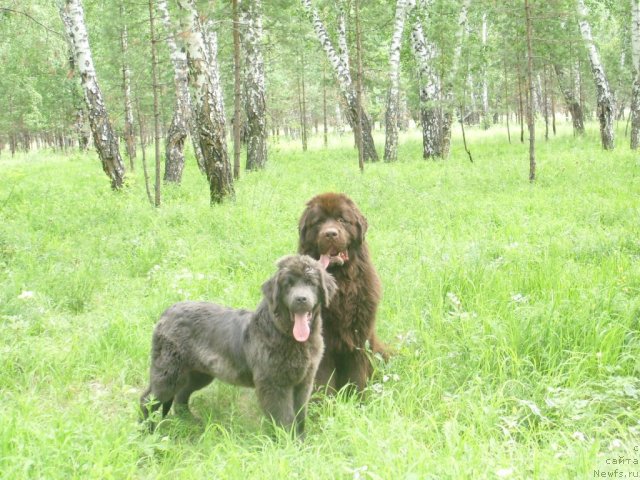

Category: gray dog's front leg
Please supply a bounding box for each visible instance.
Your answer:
[293,374,315,440]
[256,383,295,434]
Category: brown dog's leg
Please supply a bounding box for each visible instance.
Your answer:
[314,352,338,394]
[256,383,295,434]
[337,350,372,393]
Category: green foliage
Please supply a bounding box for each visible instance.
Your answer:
[1,125,640,478]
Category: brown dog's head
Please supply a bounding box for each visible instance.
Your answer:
[298,192,368,269]
[261,254,337,342]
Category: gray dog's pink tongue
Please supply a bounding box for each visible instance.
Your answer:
[293,312,311,342]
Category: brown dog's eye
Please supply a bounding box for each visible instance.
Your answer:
[337,217,347,224]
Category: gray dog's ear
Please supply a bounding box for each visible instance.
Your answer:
[275,255,297,269]
[320,269,338,307]
[261,274,280,309]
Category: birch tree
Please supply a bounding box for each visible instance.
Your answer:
[577,0,615,150]
[554,62,585,135]
[631,0,640,149]
[301,0,378,162]
[384,0,411,162]
[59,0,126,190]
[177,0,233,203]
[120,3,136,169]
[409,1,442,159]
[242,0,268,170]
[157,0,190,183]
[440,0,471,159]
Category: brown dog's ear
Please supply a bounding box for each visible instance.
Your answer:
[298,207,310,248]
[354,209,368,243]
[320,269,338,307]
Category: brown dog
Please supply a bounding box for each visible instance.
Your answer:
[298,192,386,393]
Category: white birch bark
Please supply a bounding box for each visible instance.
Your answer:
[300,0,378,161]
[481,13,489,128]
[440,0,471,158]
[157,0,192,182]
[177,0,233,202]
[384,0,411,162]
[337,1,351,84]
[60,0,126,189]
[577,0,615,150]
[631,0,640,149]
[120,4,136,168]
[242,0,268,170]
[409,0,442,159]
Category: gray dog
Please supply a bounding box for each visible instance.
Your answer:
[139,254,337,438]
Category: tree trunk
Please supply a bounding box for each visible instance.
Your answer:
[158,0,189,183]
[242,0,267,170]
[439,0,471,158]
[409,1,442,159]
[631,0,640,149]
[384,0,410,162]
[120,3,136,170]
[300,0,378,161]
[577,0,615,150]
[148,0,161,206]
[232,0,242,178]
[554,63,585,135]
[481,13,490,129]
[323,64,328,147]
[525,0,535,182]
[177,0,233,203]
[355,0,364,172]
[60,0,126,190]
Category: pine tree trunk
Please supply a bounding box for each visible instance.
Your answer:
[242,0,267,170]
[301,0,378,161]
[60,0,126,190]
[177,0,233,203]
[148,0,161,206]
[525,0,536,182]
[409,1,442,159]
[631,0,640,149]
[554,64,585,135]
[577,0,615,150]
[158,0,190,183]
[384,0,410,162]
[120,3,136,170]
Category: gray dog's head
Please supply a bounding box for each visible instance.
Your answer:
[262,254,337,342]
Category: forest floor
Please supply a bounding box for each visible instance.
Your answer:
[1,123,639,479]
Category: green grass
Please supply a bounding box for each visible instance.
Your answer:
[1,123,640,479]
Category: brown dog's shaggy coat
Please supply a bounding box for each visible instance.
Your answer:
[139,255,337,438]
[298,192,386,393]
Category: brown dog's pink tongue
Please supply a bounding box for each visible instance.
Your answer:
[293,312,311,342]
[319,255,331,270]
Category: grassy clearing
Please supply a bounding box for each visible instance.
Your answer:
[1,123,639,479]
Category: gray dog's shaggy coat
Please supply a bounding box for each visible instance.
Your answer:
[140,255,337,438]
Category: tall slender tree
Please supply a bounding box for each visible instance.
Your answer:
[120,2,136,170]
[232,0,242,178]
[631,0,640,149]
[148,0,161,206]
[242,0,268,170]
[59,0,126,189]
[177,0,233,203]
[300,0,378,161]
[577,0,615,150]
[384,0,411,162]
[158,0,190,183]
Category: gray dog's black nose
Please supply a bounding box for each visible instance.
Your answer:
[295,296,309,304]
[324,228,338,238]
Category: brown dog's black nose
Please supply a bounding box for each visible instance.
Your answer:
[324,228,338,239]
